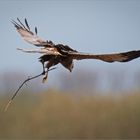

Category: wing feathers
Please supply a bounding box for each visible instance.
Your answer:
[70,50,140,63]
[13,18,140,63]
[35,27,37,35]
[12,18,46,46]
[25,18,30,31]
[17,18,28,31]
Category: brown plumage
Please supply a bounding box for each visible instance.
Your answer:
[12,18,140,81]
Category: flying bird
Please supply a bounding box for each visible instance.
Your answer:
[12,18,140,82]
[4,18,140,112]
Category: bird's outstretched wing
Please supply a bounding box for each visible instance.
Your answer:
[69,50,140,63]
[12,18,47,47]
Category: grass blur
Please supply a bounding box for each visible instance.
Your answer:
[1,89,140,139]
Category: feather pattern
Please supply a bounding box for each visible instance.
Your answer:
[12,18,46,46]
[68,50,140,63]
[13,18,140,73]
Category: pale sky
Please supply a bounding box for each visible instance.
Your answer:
[0,0,140,89]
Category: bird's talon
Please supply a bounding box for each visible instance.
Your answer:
[42,71,45,75]
[42,74,48,83]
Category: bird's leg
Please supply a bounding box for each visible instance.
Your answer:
[42,67,57,83]
[40,60,45,75]
[42,68,49,83]
[42,60,57,83]
[42,61,50,83]
[42,64,45,75]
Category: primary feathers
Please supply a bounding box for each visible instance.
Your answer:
[12,18,140,81]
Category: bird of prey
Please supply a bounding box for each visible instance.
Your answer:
[12,18,140,82]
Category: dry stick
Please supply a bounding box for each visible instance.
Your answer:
[4,67,56,112]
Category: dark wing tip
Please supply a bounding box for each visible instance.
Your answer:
[16,18,28,30]
[11,19,21,28]
[25,18,30,30]
[35,27,37,35]
[17,17,20,21]
[121,50,140,62]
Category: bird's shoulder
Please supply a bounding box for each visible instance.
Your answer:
[55,44,77,54]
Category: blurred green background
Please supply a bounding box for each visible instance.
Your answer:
[1,70,140,139]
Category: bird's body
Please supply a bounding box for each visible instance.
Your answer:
[12,18,140,82]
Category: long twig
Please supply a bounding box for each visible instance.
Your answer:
[4,67,56,112]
